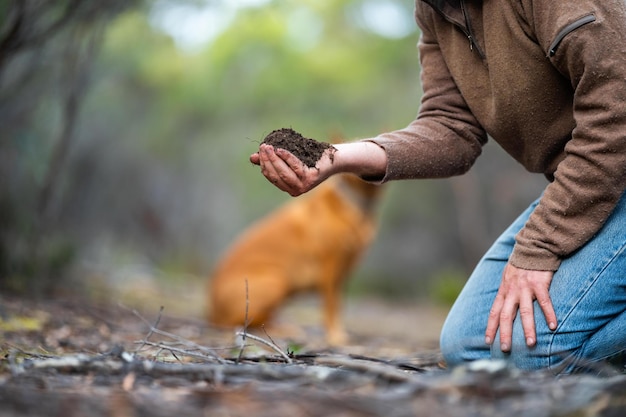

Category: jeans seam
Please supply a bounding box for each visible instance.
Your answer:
[547,241,626,369]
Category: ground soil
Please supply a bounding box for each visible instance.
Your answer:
[262,128,336,168]
[1,292,625,417]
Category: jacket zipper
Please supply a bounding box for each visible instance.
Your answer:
[547,14,596,57]
[460,0,484,58]
[422,0,485,59]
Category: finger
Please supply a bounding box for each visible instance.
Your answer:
[260,145,296,176]
[498,298,518,352]
[250,152,260,165]
[271,146,321,195]
[536,289,557,331]
[258,145,279,178]
[485,291,505,345]
[274,147,308,180]
[259,145,305,196]
[259,146,288,186]
[519,289,536,347]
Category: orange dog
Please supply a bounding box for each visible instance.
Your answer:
[207,173,383,345]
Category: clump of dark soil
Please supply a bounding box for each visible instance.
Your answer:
[262,128,336,168]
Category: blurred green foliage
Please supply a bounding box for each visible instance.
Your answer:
[428,267,467,307]
[0,0,546,301]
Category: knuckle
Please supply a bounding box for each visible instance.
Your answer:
[499,312,513,323]
[537,297,552,308]
[291,162,304,174]
[519,306,533,316]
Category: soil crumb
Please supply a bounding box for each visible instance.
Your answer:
[262,128,336,168]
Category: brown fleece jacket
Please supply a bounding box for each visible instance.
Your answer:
[368,0,626,271]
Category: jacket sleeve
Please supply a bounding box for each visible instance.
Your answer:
[510,0,626,270]
[366,4,486,181]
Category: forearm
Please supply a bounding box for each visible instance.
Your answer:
[332,141,388,182]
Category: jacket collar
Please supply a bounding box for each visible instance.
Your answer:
[421,0,465,29]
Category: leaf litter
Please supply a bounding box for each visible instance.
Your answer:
[1,296,625,417]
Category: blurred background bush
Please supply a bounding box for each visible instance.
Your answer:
[0,0,545,309]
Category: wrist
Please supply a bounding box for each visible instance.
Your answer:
[332,141,387,180]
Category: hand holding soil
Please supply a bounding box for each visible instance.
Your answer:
[251,128,337,196]
[261,128,336,168]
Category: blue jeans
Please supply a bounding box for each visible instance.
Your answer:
[440,191,626,373]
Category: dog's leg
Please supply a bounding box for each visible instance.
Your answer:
[321,276,348,346]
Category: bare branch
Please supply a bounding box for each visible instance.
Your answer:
[129,306,228,364]
[236,279,250,364]
[134,340,230,364]
[134,306,164,353]
[235,331,292,364]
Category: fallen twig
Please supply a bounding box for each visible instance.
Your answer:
[236,279,250,364]
[235,331,292,364]
[133,340,235,364]
[314,355,418,384]
[128,306,227,364]
[134,305,164,354]
[232,280,292,364]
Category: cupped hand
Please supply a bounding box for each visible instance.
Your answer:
[250,143,335,196]
[485,263,557,352]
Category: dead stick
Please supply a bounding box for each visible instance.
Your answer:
[314,356,414,383]
[129,306,227,364]
[234,331,292,364]
[262,325,279,349]
[237,279,250,364]
[134,306,164,353]
[134,340,226,363]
